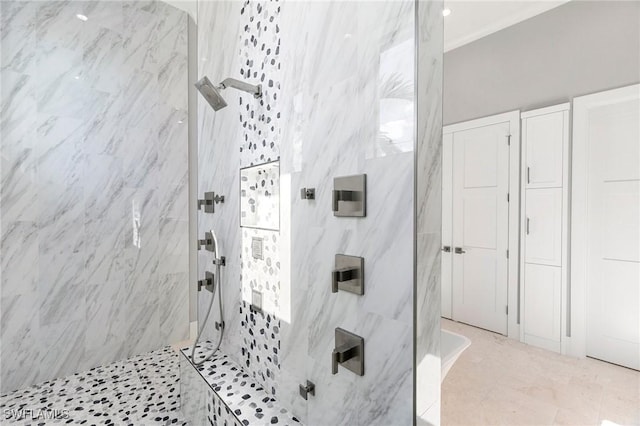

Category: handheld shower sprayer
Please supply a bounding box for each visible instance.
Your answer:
[191,229,225,366]
[195,76,262,111]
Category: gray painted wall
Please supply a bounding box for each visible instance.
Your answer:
[444,1,640,125]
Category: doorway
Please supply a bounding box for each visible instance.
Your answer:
[442,112,520,336]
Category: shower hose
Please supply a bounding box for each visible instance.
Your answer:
[190,260,224,366]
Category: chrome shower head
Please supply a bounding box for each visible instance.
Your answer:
[195,76,262,112]
[195,76,228,111]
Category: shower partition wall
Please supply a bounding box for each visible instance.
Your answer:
[0,0,190,394]
[193,1,442,424]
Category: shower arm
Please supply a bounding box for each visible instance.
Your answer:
[219,78,262,99]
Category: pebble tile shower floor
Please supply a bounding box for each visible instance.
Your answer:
[0,347,188,425]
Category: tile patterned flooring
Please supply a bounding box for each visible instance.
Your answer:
[0,347,188,425]
[2,324,636,426]
[442,319,640,426]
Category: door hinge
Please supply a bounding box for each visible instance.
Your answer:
[507,135,511,146]
[506,305,509,315]
[506,249,509,259]
[507,193,510,202]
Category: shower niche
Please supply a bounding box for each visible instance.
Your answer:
[240,160,280,230]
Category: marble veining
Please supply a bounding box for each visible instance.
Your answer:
[196,0,285,408]
[416,0,444,424]
[195,1,421,424]
[0,0,189,394]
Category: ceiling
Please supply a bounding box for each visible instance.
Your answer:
[444,0,570,52]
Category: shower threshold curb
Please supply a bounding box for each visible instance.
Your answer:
[179,342,302,425]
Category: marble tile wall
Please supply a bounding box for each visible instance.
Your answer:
[0,0,189,394]
[278,3,418,423]
[416,1,444,425]
[197,1,441,424]
[196,0,246,374]
[197,0,284,399]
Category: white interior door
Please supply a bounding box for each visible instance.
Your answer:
[451,122,510,335]
[573,84,640,370]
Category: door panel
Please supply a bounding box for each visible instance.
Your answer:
[463,135,497,188]
[452,123,509,335]
[462,191,497,249]
[588,258,640,368]
[525,188,562,266]
[525,112,564,188]
[523,263,561,352]
[582,91,640,370]
[458,248,498,326]
[600,182,640,263]
[598,100,640,182]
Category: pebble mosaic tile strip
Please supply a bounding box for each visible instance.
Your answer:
[182,343,300,426]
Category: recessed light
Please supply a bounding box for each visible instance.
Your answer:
[442,8,451,17]
[76,13,88,21]
[74,75,80,80]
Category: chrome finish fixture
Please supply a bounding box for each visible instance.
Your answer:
[219,77,262,99]
[442,246,451,253]
[332,254,364,295]
[198,231,215,252]
[198,271,215,293]
[195,76,228,111]
[251,289,263,313]
[332,174,366,217]
[299,380,316,400]
[251,237,264,260]
[333,190,356,208]
[332,328,364,376]
[195,75,262,112]
[300,187,315,200]
[198,191,224,213]
[191,229,225,367]
[454,247,466,254]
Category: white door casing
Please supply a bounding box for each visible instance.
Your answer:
[443,111,520,337]
[442,133,454,319]
[572,84,640,370]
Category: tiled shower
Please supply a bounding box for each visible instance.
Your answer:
[1,0,189,393]
[0,0,443,424]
